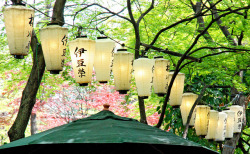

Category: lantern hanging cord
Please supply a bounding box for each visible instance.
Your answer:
[17,1,143,53]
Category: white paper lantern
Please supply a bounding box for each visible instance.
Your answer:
[153,56,170,96]
[39,23,68,74]
[133,57,155,99]
[180,93,198,126]
[69,36,96,86]
[112,49,134,94]
[205,110,219,140]
[214,112,227,141]
[223,110,235,139]
[194,105,210,136]
[229,105,244,133]
[94,37,115,83]
[168,72,185,107]
[3,5,35,59]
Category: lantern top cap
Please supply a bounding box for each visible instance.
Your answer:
[97,36,108,39]
[222,110,235,113]
[47,22,60,26]
[196,105,210,108]
[138,55,148,58]
[76,35,87,38]
[209,110,219,113]
[4,5,34,11]
[154,56,163,59]
[182,92,198,96]
[117,48,127,52]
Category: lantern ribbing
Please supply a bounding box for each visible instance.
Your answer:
[39,24,68,74]
[194,105,210,136]
[168,72,185,107]
[69,37,96,86]
[94,37,115,83]
[180,93,198,126]
[153,57,170,96]
[112,49,134,94]
[133,58,155,98]
[3,5,35,59]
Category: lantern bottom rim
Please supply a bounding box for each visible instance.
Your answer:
[99,81,108,84]
[79,83,88,86]
[14,55,24,59]
[50,70,60,74]
[139,96,148,99]
[118,90,128,94]
[156,93,166,97]
[171,105,180,108]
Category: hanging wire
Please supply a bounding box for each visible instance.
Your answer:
[19,0,143,53]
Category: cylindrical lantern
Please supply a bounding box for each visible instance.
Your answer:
[94,36,115,83]
[39,23,68,74]
[180,93,198,126]
[214,112,227,141]
[168,72,185,107]
[153,56,170,96]
[133,57,155,99]
[69,36,95,86]
[205,110,219,140]
[194,105,210,136]
[3,5,35,59]
[112,49,134,94]
[223,110,235,139]
[229,105,244,133]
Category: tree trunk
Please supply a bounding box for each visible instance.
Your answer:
[30,113,37,135]
[138,96,147,124]
[8,0,67,142]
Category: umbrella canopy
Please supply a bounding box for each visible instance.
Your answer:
[0,109,217,154]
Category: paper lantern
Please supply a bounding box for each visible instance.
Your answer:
[94,36,115,83]
[39,23,68,74]
[168,72,185,107]
[133,57,155,99]
[194,105,210,136]
[3,5,35,59]
[112,49,134,94]
[229,105,244,133]
[153,56,170,96]
[223,110,235,139]
[69,36,95,86]
[205,110,219,140]
[214,112,227,141]
[180,93,198,126]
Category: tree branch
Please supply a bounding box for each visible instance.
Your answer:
[136,0,154,25]
[140,43,201,62]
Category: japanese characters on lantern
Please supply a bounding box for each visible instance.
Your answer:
[69,36,95,86]
[94,37,115,83]
[229,105,244,133]
[153,57,170,96]
[168,72,185,107]
[133,57,155,99]
[194,105,210,136]
[180,93,198,126]
[3,5,35,59]
[223,110,235,139]
[112,49,134,94]
[214,112,227,141]
[39,23,68,74]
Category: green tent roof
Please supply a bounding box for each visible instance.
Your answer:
[0,110,217,153]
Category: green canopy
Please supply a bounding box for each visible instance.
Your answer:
[0,110,217,153]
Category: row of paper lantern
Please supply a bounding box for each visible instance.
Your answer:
[181,93,244,141]
[3,4,187,104]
